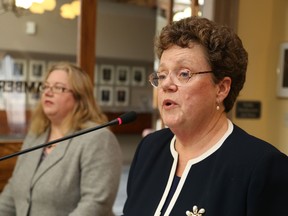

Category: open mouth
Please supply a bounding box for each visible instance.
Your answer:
[163,99,176,108]
[165,101,172,106]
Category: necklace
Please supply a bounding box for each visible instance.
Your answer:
[47,144,56,149]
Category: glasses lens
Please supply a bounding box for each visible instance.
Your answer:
[149,73,158,87]
[40,85,48,92]
[52,86,62,93]
[177,71,192,84]
[40,85,62,93]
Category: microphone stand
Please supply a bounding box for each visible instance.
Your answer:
[0,111,137,162]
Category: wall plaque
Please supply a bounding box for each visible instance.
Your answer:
[236,101,261,119]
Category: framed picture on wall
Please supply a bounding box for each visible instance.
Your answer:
[94,64,99,84]
[131,66,146,86]
[0,91,4,110]
[0,60,3,80]
[47,61,59,70]
[115,86,129,106]
[27,91,41,110]
[277,42,288,97]
[115,66,130,86]
[98,86,113,106]
[99,64,115,85]
[29,60,46,82]
[94,85,98,100]
[12,59,28,80]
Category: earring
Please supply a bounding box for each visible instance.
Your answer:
[216,102,220,110]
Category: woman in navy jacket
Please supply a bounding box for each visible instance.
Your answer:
[122,17,288,216]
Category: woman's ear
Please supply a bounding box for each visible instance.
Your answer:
[217,77,231,101]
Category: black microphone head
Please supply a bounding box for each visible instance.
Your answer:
[118,111,137,125]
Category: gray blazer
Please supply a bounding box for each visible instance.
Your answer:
[0,125,122,216]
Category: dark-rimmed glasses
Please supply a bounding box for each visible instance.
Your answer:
[39,84,72,94]
[149,70,213,88]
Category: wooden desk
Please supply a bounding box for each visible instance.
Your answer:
[0,140,23,192]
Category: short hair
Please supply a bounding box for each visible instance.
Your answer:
[155,16,248,112]
[29,62,107,135]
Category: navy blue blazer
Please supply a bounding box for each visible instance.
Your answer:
[122,124,288,216]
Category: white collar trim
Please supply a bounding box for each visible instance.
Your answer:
[154,119,233,216]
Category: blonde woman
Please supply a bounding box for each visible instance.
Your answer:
[0,62,122,216]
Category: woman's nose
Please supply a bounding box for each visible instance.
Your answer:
[160,75,178,90]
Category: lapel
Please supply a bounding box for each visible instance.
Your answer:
[21,132,48,189]
[30,133,72,188]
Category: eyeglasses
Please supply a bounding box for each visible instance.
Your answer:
[149,70,213,88]
[40,84,72,94]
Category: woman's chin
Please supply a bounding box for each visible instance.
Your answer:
[162,119,178,129]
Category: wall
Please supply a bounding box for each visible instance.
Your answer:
[232,0,288,154]
[96,2,156,61]
[0,1,156,62]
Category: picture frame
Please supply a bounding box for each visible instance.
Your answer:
[12,59,28,80]
[0,90,4,110]
[115,86,129,106]
[27,91,41,110]
[26,82,42,109]
[29,60,46,82]
[0,59,4,80]
[47,61,59,70]
[277,42,288,97]
[94,64,99,84]
[98,86,113,106]
[94,85,98,99]
[47,61,76,70]
[99,64,115,85]
[115,66,130,86]
[131,66,146,86]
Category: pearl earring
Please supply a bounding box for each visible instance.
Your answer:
[216,104,220,110]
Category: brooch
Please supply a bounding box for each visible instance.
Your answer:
[186,205,205,216]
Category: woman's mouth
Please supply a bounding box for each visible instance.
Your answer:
[43,99,53,105]
[163,99,177,109]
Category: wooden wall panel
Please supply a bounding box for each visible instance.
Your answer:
[0,141,22,192]
[107,112,152,134]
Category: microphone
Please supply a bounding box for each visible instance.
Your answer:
[107,111,138,126]
[0,111,137,162]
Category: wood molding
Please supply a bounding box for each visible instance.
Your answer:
[77,0,97,82]
[107,112,152,134]
[0,111,152,135]
[0,141,22,192]
[213,0,239,31]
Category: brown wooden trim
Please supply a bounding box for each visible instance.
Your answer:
[77,0,97,82]
[168,0,174,23]
[0,142,22,192]
[0,110,151,135]
[213,0,239,31]
[107,112,152,134]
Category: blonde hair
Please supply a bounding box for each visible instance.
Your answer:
[29,62,108,136]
